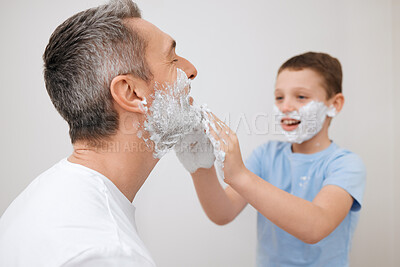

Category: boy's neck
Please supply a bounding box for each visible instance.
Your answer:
[291,127,332,154]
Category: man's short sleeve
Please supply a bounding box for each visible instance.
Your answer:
[322,152,366,211]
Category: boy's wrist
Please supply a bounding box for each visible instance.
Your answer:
[224,166,250,187]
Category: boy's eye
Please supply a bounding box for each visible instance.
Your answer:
[298,95,307,99]
[275,96,283,101]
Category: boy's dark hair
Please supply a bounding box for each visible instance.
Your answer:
[278,52,342,99]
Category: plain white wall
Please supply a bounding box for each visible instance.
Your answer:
[0,0,398,266]
[393,0,400,265]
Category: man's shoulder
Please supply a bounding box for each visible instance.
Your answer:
[62,245,156,267]
[22,158,108,207]
[0,157,113,237]
[0,158,127,267]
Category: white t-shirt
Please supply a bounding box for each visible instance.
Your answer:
[0,158,156,267]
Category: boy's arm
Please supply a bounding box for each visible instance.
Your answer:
[209,114,353,244]
[229,170,352,244]
[191,166,248,225]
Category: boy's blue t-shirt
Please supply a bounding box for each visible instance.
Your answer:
[245,141,366,267]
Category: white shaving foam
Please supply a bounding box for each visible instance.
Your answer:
[138,68,226,178]
[274,101,336,144]
[202,109,226,179]
[174,104,216,173]
[142,68,201,158]
[141,97,148,113]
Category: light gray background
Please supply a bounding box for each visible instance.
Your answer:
[1,0,399,266]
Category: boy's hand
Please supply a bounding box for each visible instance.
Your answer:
[174,127,215,173]
[175,98,216,174]
[206,112,247,183]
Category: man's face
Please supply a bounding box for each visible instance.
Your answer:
[125,18,201,158]
[127,18,197,93]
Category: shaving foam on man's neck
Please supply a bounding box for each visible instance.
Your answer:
[274,101,337,144]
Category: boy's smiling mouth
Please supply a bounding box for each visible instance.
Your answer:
[281,118,301,131]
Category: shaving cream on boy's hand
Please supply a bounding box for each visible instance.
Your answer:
[139,66,216,172]
[174,125,215,173]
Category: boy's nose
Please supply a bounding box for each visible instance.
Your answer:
[281,99,296,114]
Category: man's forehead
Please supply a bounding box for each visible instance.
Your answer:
[126,18,156,37]
[125,18,175,52]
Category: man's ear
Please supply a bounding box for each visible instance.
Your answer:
[331,93,345,114]
[110,74,147,115]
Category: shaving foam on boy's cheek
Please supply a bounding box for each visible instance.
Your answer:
[274,101,337,144]
[326,105,337,117]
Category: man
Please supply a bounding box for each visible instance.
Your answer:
[0,0,198,266]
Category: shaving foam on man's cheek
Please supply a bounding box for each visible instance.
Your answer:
[140,97,148,113]
[141,68,202,158]
[274,101,337,144]
[139,67,227,178]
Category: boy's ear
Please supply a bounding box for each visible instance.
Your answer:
[110,74,147,115]
[331,93,345,114]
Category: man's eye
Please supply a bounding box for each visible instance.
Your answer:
[172,59,178,63]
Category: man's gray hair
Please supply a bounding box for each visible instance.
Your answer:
[43,0,152,144]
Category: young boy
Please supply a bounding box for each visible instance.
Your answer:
[189,52,366,266]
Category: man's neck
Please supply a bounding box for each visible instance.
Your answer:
[68,134,158,202]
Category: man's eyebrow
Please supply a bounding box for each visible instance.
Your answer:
[165,39,176,56]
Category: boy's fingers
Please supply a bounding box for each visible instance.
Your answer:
[207,123,220,140]
[211,121,221,135]
[207,123,228,152]
[204,112,232,151]
[208,112,233,137]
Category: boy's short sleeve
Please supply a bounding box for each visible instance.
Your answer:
[322,152,366,211]
[245,144,267,178]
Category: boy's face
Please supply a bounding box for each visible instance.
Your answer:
[274,68,333,132]
[275,68,329,110]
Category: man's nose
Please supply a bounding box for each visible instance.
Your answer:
[178,56,198,80]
